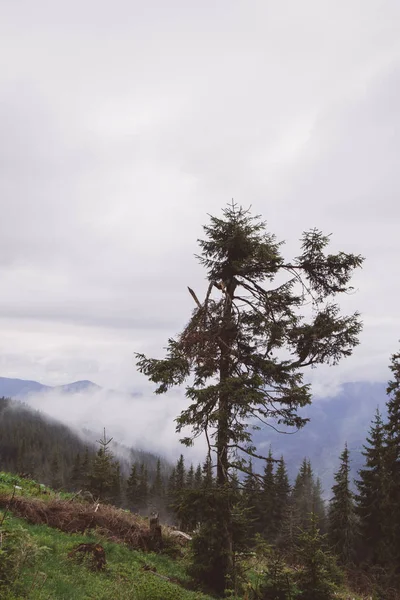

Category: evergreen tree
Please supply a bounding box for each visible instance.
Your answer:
[242,461,262,538]
[81,446,91,491]
[175,454,186,495]
[328,444,356,564]
[169,455,186,526]
[194,464,202,488]
[167,467,176,508]
[111,461,122,506]
[127,463,140,511]
[313,478,327,534]
[137,462,149,510]
[296,513,340,600]
[258,548,297,600]
[229,470,241,499]
[202,455,214,489]
[274,456,291,545]
[16,438,27,474]
[279,496,296,555]
[384,350,400,572]
[292,458,315,532]
[179,464,203,532]
[186,464,195,489]
[150,458,164,503]
[88,429,116,502]
[136,203,363,594]
[355,408,386,564]
[0,397,97,487]
[70,452,82,490]
[49,451,62,490]
[260,449,276,541]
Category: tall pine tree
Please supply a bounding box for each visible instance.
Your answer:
[260,449,276,541]
[355,408,386,564]
[49,451,63,490]
[186,464,195,489]
[150,458,164,505]
[127,463,139,511]
[312,478,327,534]
[328,444,356,564]
[175,455,186,495]
[202,455,214,489]
[137,462,149,510]
[70,452,82,491]
[88,430,118,502]
[80,446,91,491]
[383,350,400,572]
[167,466,176,509]
[136,203,363,594]
[296,513,339,600]
[242,461,262,538]
[292,458,315,532]
[274,456,291,545]
[194,464,203,488]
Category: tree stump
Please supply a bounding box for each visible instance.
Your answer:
[149,512,163,551]
[68,543,106,571]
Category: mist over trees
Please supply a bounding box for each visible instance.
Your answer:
[2,364,400,598]
[0,396,172,512]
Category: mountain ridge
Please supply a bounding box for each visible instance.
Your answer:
[0,376,99,398]
[0,376,389,494]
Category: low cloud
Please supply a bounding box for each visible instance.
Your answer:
[1,1,400,394]
[23,385,208,465]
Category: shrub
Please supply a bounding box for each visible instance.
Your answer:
[295,514,340,600]
[0,522,49,591]
[257,551,299,600]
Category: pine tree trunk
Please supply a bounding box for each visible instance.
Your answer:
[215,277,236,593]
[216,375,233,592]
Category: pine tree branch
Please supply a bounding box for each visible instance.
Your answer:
[226,443,280,463]
[187,286,202,308]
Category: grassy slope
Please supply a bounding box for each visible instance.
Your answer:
[4,517,215,600]
[0,472,214,600]
[0,472,366,600]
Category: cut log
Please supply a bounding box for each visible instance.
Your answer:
[169,530,192,544]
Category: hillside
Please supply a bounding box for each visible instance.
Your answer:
[0,471,367,600]
[0,472,214,600]
[0,395,171,498]
[0,377,100,399]
[0,376,52,398]
[253,381,387,493]
[0,376,388,494]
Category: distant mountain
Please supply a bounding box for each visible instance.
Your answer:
[0,376,100,399]
[0,376,51,398]
[0,376,390,495]
[0,394,172,494]
[252,381,388,495]
[0,394,92,485]
[56,380,102,394]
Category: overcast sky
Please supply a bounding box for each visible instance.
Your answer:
[1,0,400,396]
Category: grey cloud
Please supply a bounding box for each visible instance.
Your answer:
[0,302,181,331]
[23,386,207,464]
[0,0,400,397]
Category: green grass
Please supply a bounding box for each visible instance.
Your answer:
[0,471,76,501]
[1,514,215,600]
[0,472,368,600]
[0,472,215,600]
